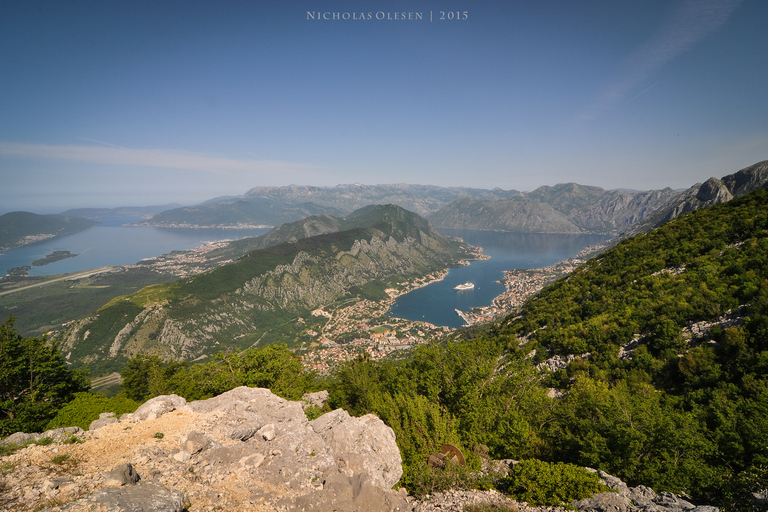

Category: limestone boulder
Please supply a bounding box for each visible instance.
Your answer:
[132,394,186,422]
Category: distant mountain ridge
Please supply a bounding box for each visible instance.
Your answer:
[49,160,768,237]
[139,182,683,234]
[428,184,680,234]
[137,184,520,229]
[59,205,473,373]
[242,183,519,217]
[0,212,97,251]
[621,160,768,238]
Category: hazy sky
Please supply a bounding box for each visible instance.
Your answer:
[1,0,767,213]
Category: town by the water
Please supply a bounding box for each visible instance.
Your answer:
[113,240,607,373]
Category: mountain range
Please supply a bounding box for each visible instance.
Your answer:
[59,205,474,373]
[135,160,768,236]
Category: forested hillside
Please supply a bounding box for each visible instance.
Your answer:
[327,188,768,506]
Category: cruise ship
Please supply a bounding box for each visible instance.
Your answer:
[454,282,474,291]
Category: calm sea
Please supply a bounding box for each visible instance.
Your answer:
[388,229,609,328]
[0,217,270,276]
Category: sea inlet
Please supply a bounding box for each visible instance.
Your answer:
[388,229,609,328]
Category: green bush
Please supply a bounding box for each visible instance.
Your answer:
[406,459,497,498]
[718,465,768,512]
[498,459,611,506]
[45,392,140,431]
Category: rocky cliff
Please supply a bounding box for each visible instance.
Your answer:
[428,185,679,235]
[622,160,768,237]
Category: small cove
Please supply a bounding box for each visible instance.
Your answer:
[388,229,609,328]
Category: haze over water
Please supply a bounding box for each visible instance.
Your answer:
[0,217,269,276]
[389,229,609,328]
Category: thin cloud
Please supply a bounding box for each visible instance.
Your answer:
[75,137,126,148]
[622,82,658,106]
[585,0,741,119]
[0,141,322,176]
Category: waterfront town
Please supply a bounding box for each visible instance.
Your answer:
[300,244,607,373]
[132,240,236,278]
[119,239,608,373]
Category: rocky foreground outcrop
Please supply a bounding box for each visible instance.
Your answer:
[1,387,722,512]
[1,387,407,512]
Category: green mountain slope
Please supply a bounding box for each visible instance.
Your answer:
[318,189,768,506]
[0,212,97,251]
[58,205,471,373]
[499,187,768,361]
[481,188,768,499]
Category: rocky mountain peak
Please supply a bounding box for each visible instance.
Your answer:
[695,177,733,203]
[621,160,768,238]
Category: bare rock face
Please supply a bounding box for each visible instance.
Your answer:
[310,408,402,489]
[1,386,405,512]
[86,483,185,512]
[622,160,768,238]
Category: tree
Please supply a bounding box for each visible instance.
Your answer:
[0,316,89,436]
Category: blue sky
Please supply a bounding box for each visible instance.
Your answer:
[1,0,766,213]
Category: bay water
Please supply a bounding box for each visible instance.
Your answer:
[0,217,269,276]
[389,229,609,328]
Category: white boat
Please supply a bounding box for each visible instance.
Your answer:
[454,282,474,291]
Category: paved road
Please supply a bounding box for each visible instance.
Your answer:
[0,267,116,296]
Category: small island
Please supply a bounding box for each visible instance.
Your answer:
[32,250,79,267]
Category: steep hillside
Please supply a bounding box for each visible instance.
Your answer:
[0,212,97,250]
[486,188,768,499]
[499,186,768,368]
[622,159,768,237]
[429,185,679,234]
[427,196,583,233]
[58,206,471,373]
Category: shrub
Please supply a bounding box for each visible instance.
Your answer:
[498,459,611,506]
[406,460,497,498]
[45,392,140,431]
